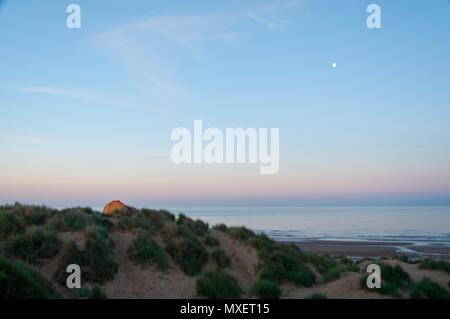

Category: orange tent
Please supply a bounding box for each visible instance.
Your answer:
[103,200,129,216]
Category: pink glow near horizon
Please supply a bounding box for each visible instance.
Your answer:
[2,163,449,204]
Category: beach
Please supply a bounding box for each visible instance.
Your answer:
[294,240,450,261]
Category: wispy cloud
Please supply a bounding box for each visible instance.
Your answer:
[91,14,238,97]
[93,0,306,52]
[244,0,307,28]
[91,0,308,100]
[245,13,288,28]
[0,83,173,115]
[1,134,57,145]
[1,84,84,98]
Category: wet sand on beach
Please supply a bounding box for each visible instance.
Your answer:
[294,240,450,261]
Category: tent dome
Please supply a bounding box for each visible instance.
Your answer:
[103,200,130,216]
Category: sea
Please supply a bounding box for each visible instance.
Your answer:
[165,206,450,246]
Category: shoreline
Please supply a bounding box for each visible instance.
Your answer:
[290,240,450,261]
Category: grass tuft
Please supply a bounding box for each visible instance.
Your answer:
[177,214,209,237]
[251,280,281,299]
[410,278,450,299]
[115,216,138,231]
[158,209,176,221]
[205,234,220,247]
[211,248,231,269]
[226,226,255,241]
[47,209,89,231]
[212,224,228,232]
[308,253,337,274]
[248,234,276,256]
[323,267,343,283]
[127,230,168,271]
[5,226,61,264]
[0,254,60,299]
[82,226,118,283]
[162,222,178,239]
[260,250,315,287]
[196,270,242,299]
[0,210,27,240]
[340,256,360,272]
[165,233,208,276]
[74,285,107,299]
[88,214,114,231]
[419,259,450,275]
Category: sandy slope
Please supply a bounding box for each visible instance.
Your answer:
[211,229,259,296]
[103,231,196,299]
[36,229,450,299]
[101,230,260,298]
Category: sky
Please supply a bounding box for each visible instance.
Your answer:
[0,0,450,208]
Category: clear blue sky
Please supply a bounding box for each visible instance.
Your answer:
[1,0,450,207]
